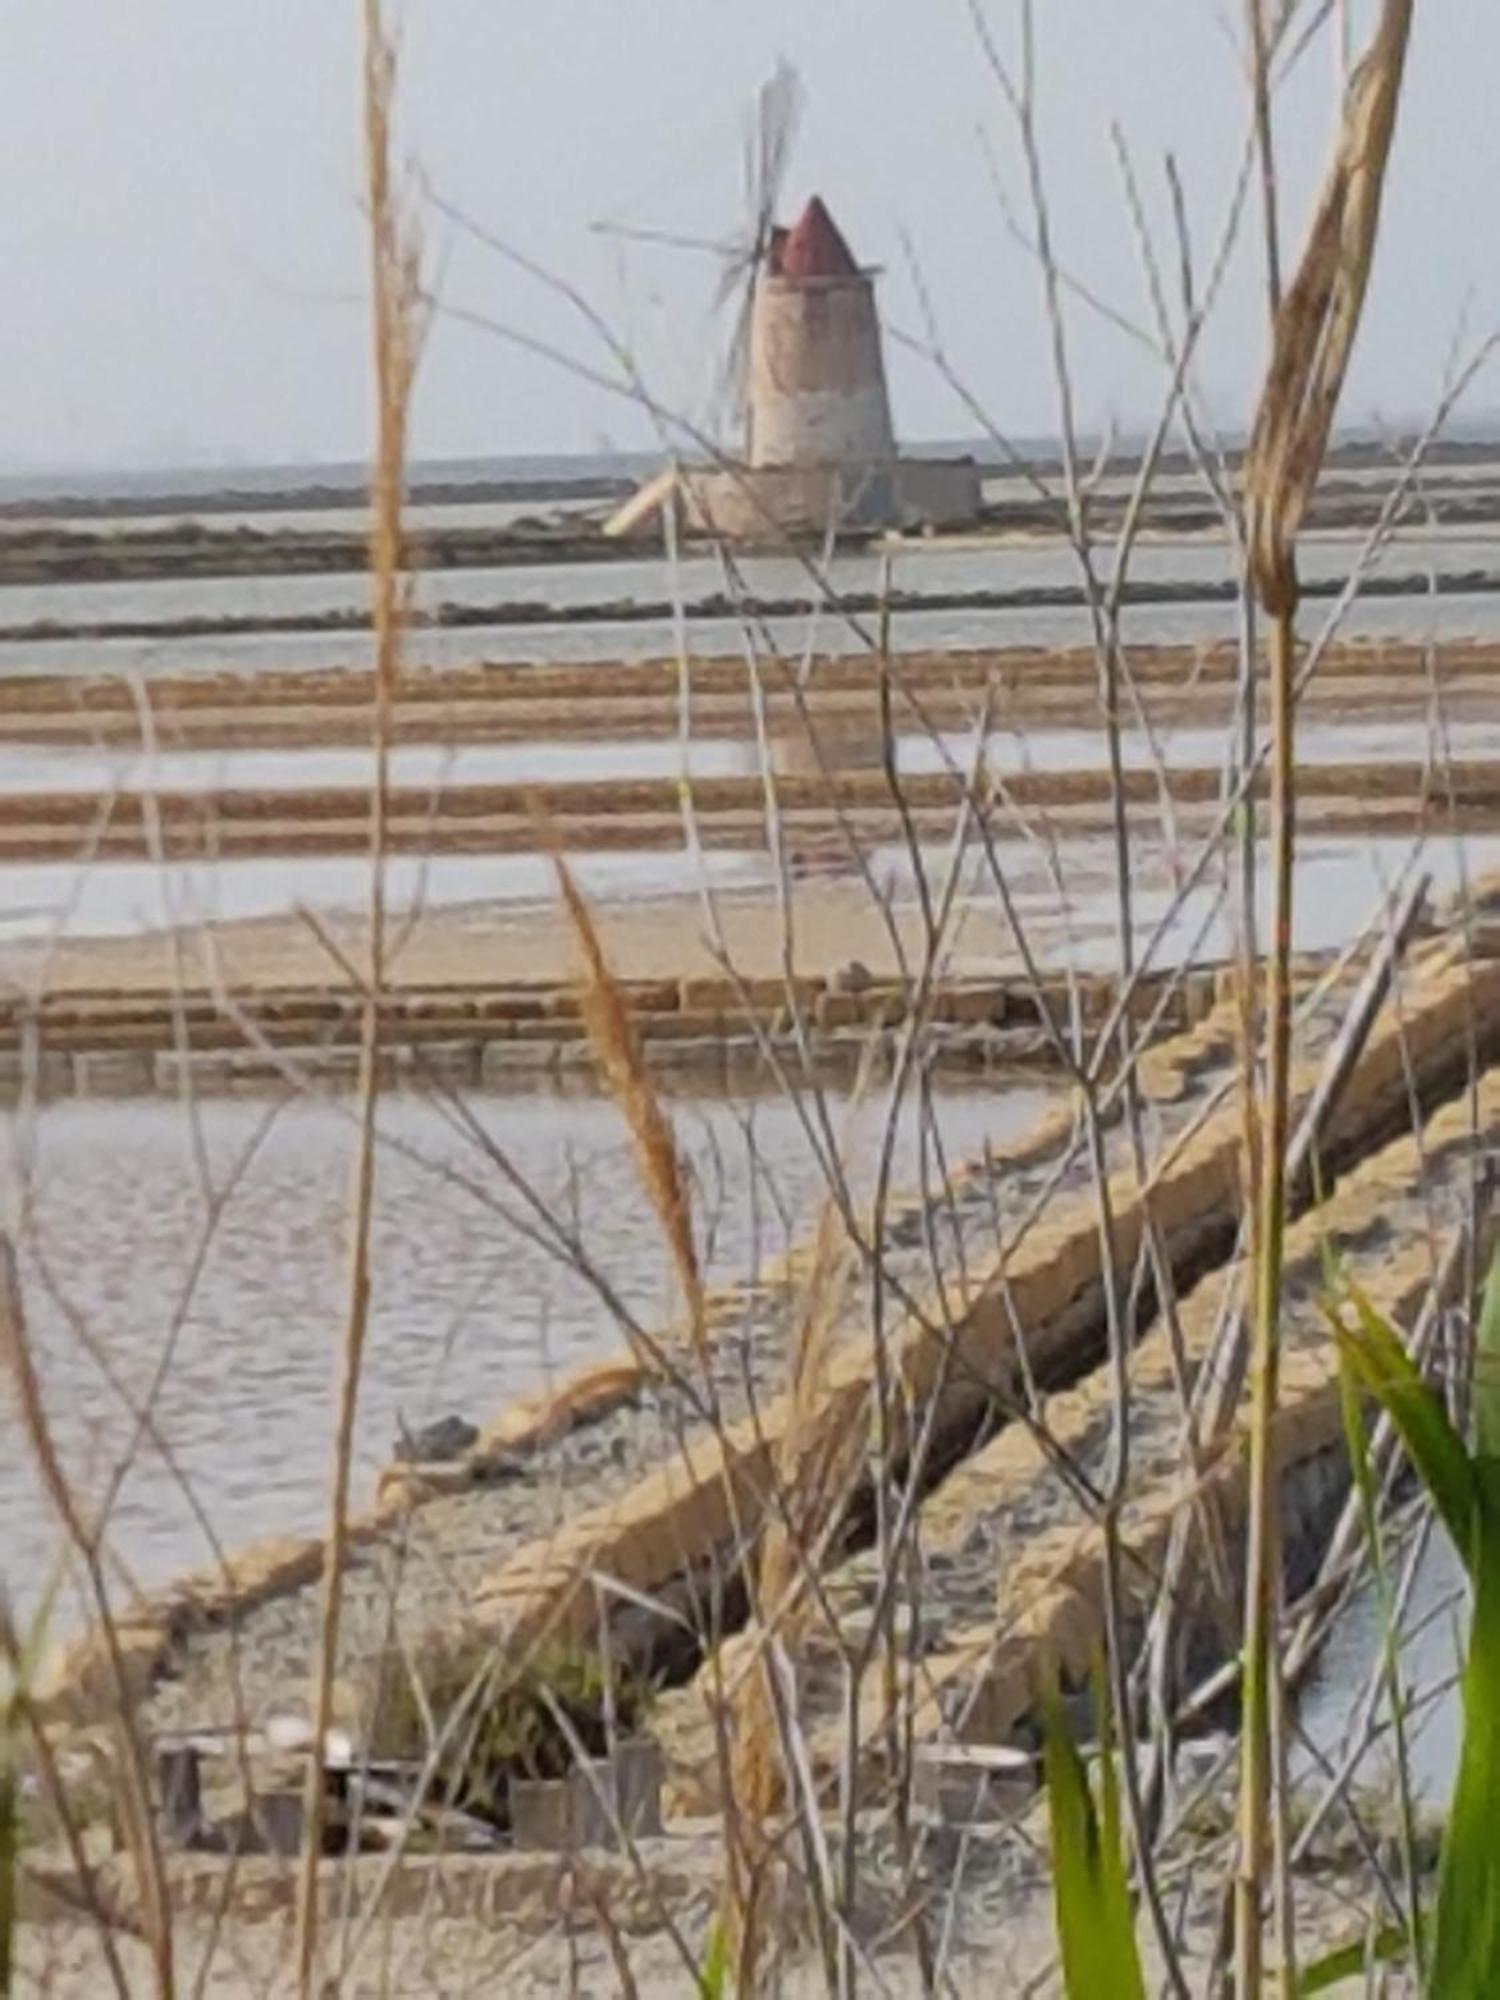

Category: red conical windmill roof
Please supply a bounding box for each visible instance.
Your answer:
[777,196,859,280]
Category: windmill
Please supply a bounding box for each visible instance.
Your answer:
[591,59,805,448]
[599,66,981,545]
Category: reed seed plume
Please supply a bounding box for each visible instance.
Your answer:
[553,853,707,1371]
[1242,0,1414,617]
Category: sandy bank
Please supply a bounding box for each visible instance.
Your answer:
[0,862,1111,995]
[0,637,1491,749]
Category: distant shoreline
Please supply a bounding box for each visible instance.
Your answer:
[6,430,1500,521]
[0,473,635,523]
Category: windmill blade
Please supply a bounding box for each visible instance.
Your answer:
[750,58,804,249]
[590,58,805,446]
[590,219,738,258]
[714,276,757,435]
[710,244,754,316]
[710,59,803,438]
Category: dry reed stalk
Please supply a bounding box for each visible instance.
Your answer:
[0,1239,175,1995]
[725,1192,861,1991]
[552,853,708,1372]
[293,4,420,1987]
[1231,0,1281,1648]
[1234,6,1414,1991]
[0,1597,138,1998]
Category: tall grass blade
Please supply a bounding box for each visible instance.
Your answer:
[0,1739,13,2000]
[1328,1280,1476,1568]
[1293,1922,1405,1993]
[1429,1457,1500,1994]
[1337,1338,1424,1976]
[1331,1257,1500,1993]
[1042,1677,1146,2000]
[1471,1244,1500,1460]
[697,1915,730,2000]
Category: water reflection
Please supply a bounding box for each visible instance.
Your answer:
[0,1076,1054,1615]
[1296,1536,1466,1807]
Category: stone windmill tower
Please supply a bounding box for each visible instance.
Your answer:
[680,190,978,540]
[744,195,896,477]
[602,69,979,544]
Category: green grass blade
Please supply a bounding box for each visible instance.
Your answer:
[1042,1680,1146,2000]
[1294,1921,1406,1993]
[0,1758,12,2000]
[1337,1355,1425,1977]
[697,1914,729,2000]
[10,1566,63,1698]
[1328,1256,1500,1991]
[1472,1245,1500,1461]
[1429,1459,1500,1995]
[1316,1227,1343,1304]
[1090,1664,1140,1974]
[1328,1280,1477,1569]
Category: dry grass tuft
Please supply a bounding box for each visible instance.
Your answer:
[553,853,708,1372]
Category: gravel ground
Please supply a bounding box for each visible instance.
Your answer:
[138,975,1304,1742]
[139,1079,1133,1738]
[13,1809,1413,1996]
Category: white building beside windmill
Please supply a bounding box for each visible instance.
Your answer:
[606,196,981,545]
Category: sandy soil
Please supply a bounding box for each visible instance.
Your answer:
[0,867,1095,995]
[0,641,1493,749]
[11,1798,1401,1997]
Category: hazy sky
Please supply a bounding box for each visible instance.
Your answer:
[1,3,1496,471]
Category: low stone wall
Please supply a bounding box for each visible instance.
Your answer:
[35,939,1486,1730]
[1,635,1492,729]
[0,963,1218,1101]
[889,1071,1498,1768]
[466,943,1500,1690]
[647,1001,1499,1805]
[31,948,1233,1730]
[1,760,1497,867]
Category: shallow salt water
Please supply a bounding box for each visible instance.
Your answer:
[0,495,607,539]
[864,831,1500,970]
[1296,1534,1466,1809]
[0,1073,1055,1622]
[1120,834,1500,966]
[0,714,1494,799]
[0,571,1495,677]
[0,847,773,941]
[0,737,762,795]
[0,825,1488,956]
[0,526,1492,631]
